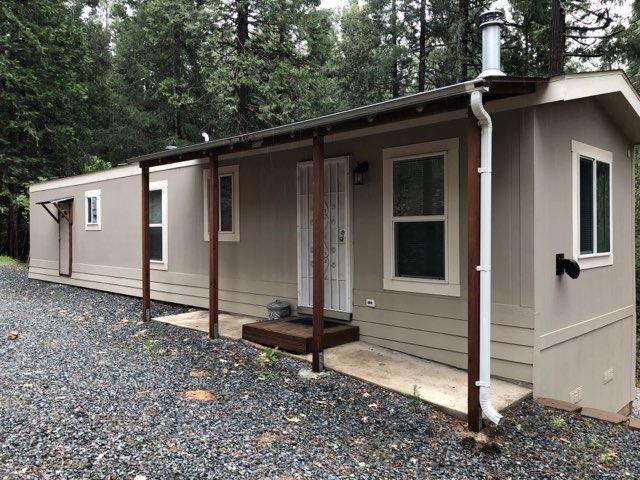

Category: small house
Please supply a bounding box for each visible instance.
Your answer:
[29,12,639,428]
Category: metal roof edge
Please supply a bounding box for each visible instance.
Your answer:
[127,79,484,165]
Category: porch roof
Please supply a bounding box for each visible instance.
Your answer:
[128,76,543,168]
[35,196,74,205]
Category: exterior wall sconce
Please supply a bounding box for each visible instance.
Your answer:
[353,161,369,185]
[556,253,580,279]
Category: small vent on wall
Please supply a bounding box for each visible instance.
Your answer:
[569,386,583,404]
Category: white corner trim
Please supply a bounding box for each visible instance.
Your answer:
[571,140,613,270]
[382,137,461,296]
[84,189,101,231]
[203,165,240,242]
[149,180,168,270]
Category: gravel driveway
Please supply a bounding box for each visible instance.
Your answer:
[0,265,638,479]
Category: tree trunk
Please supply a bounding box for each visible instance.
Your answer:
[456,0,469,82]
[390,0,399,98]
[550,0,565,75]
[235,0,250,134]
[418,0,426,91]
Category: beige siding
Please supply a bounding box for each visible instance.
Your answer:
[532,98,636,412]
[29,112,534,383]
[345,111,534,383]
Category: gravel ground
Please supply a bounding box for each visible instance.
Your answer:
[634,388,640,419]
[0,265,638,479]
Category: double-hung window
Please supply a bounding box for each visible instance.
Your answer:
[149,180,168,269]
[572,140,612,269]
[203,164,240,242]
[84,190,101,231]
[383,138,460,296]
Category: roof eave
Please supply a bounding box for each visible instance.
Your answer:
[128,76,544,167]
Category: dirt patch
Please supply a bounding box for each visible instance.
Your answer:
[182,390,216,401]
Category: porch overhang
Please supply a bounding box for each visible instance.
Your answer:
[36,197,74,224]
[127,76,542,169]
[131,74,544,429]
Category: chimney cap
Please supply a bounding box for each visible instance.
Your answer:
[480,10,505,28]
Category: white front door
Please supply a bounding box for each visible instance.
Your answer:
[297,156,352,314]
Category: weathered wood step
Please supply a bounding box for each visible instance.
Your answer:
[242,316,359,354]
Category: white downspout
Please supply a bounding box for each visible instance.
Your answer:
[470,89,502,426]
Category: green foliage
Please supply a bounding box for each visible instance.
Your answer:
[0,0,633,260]
[550,415,566,429]
[83,156,112,174]
[264,346,279,362]
[588,437,603,450]
[0,255,26,267]
[599,450,617,465]
[257,346,279,364]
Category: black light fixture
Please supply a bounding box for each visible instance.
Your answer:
[556,253,580,279]
[353,161,369,185]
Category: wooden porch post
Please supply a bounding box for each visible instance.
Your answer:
[141,164,151,322]
[208,152,220,339]
[312,134,325,372]
[467,108,482,432]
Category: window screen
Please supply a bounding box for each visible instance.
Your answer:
[149,227,163,261]
[86,197,98,224]
[393,155,444,216]
[149,190,162,224]
[596,161,610,253]
[579,157,594,254]
[392,154,446,280]
[579,155,611,256]
[220,175,233,232]
[149,189,163,261]
[395,221,445,279]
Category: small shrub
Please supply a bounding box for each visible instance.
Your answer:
[263,370,282,382]
[257,347,279,364]
[264,347,278,362]
[588,437,603,450]
[550,416,566,429]
[577,455,588,468]
[412,384,422,401]
[599,450,617,465]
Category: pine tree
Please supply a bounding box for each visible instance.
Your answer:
[0,0,110,257]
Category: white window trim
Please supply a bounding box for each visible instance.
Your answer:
[203,164,240,242]
[149,180,168,270]
[84,189,101,231]
[383,138,460,296]
[571,140,613,270]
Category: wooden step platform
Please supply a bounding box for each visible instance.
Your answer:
[242,316,359,354]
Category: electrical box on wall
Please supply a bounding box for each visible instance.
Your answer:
[365,298,376,308]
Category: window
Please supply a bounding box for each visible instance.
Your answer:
[572,140,612,269]
[383,138,460,296]
[203,165,240,242]
[84,189,101,231]
[149,180,168,269]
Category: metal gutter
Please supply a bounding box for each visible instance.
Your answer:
[128,79,483,165]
